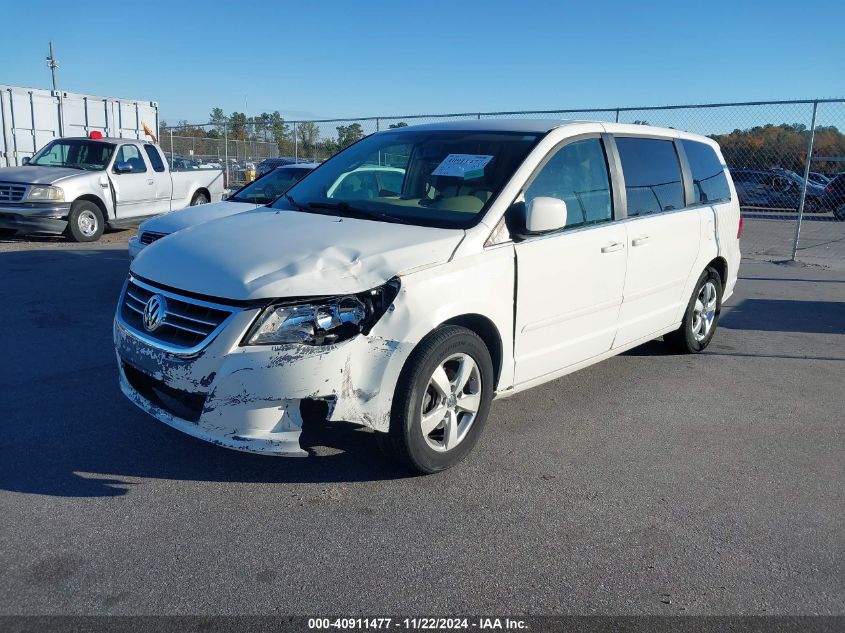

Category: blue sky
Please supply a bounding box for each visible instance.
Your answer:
[1,0,843,124]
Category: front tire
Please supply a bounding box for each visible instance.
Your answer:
[64,201,104,242]
[190,191,209,206]
[664,268,723,354]
[834,204,845,222]
[379,325,494,474]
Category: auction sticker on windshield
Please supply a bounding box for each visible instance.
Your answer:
[431,154,494,179]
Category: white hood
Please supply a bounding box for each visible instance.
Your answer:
[138,200,258,235]
[0,165,91,185]
[131,209,464,300]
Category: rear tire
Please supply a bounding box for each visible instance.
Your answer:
[190,191,209,206]
[379,325,494,474]
[64,201,104,242]
[664,267,723,354]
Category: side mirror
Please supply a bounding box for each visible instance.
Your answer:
[114,161,134,174]
[21,157,30,165]
[524,197,568,234]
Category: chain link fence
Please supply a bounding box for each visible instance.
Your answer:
[162,99,845,261]
[159,122,280,187]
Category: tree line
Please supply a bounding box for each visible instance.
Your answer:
[160,111,845,171]
[160,109,412,159]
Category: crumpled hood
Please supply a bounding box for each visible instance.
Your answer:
[139,200,259,235]
[131,209,464,300]
[0,165,91,185]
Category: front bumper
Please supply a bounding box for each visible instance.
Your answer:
[0,203,71,234]
[114,303,407,456]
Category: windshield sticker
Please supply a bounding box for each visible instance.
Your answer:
[431,154,494,180]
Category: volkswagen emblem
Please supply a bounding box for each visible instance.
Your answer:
[142,294,167,332]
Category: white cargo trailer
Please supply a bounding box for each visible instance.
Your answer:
[0,84,158,167]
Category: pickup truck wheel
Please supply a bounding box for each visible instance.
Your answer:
[664,267,723,354]
[190,191,209,206]
[64,201,104,242]
[379,325,494,474]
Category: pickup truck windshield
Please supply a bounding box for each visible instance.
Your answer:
[271,130,542,228]
[29,139,115,171]
[229,166,312,205]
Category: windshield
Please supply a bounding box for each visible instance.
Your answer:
[229,166,313,204]
[271,130,542,228]
[29,139,115,171]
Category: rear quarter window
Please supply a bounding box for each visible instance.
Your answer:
[143,145,166,173]
[681,140,731,204]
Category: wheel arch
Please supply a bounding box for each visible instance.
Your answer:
[441,313,504,389]
[191,187,210,204]
[73,194,109,220]
[706,256,728,291]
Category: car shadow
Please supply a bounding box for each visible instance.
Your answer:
[720,298,845,334]
[0,247,415,499]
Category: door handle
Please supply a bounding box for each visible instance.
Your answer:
[601,242,624,253]
[147,179,154,185]
[632,235,650,247]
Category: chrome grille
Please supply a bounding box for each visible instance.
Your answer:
[119,278,236,352]
[0,183,27,203]
[139,231,167,245]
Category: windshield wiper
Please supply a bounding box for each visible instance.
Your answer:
[305,200,412,225]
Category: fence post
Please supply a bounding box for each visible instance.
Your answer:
[294,126,298,161]
[791,100,819,261]
[615,108,620,123]
[169,127,174,163]
[223,123,229,185]
[376,118,380,132]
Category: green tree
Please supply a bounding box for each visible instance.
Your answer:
[296,121,320,157]
[388,121,408,129]
[209,107,227,134]
[336,123,364,149]
[228,112,248,140]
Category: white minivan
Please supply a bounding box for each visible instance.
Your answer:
[114,120,741,474]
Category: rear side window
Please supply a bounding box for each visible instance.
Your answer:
[143,145,166,172]
[682,140,731,203]
[616,137,684,216]
[525,138,613,228]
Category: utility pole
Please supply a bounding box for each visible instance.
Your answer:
[47,42,63,136]
[46,42,59,92]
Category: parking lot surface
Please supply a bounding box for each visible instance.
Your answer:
[0,220,843,615]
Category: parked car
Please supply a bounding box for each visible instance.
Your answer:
[256,157,301,178]
[114,120,741,473]
[0,133,224,242]
[808,171,831,186]
[730,168,826,212]
[821,174,845,221]
[128,163,317,258]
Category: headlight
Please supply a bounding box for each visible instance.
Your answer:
[26,185,65,202]
[244,279,400,346]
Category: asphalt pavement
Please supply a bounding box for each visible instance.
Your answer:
[0,220,842,616]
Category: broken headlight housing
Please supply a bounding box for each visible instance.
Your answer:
[244,279,400,346]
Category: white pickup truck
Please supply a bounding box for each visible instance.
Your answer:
[0,133,224,242]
